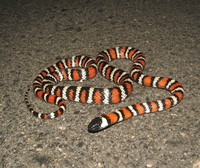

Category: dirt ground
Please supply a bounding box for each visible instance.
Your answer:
[1,0,199,167]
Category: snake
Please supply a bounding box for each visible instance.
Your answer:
[24,46,184,133]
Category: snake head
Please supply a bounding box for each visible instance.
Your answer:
[88,115,112,133]
[88,117,103,133]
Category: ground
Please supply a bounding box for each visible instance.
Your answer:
[0,0,200,168]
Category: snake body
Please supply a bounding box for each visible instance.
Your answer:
[25,46,184,132]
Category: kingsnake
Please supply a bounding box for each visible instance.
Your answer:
[25,46,184,133]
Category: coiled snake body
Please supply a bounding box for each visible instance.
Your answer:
[25,46,184,133]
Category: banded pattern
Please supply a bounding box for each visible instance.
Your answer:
[25,46,184,133]
[25,55,98,119]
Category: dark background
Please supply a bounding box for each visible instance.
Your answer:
[1,0,199,167]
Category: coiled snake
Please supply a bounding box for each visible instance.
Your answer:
[25,46,184,133]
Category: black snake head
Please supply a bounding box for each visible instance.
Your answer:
[88,117,103,133]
